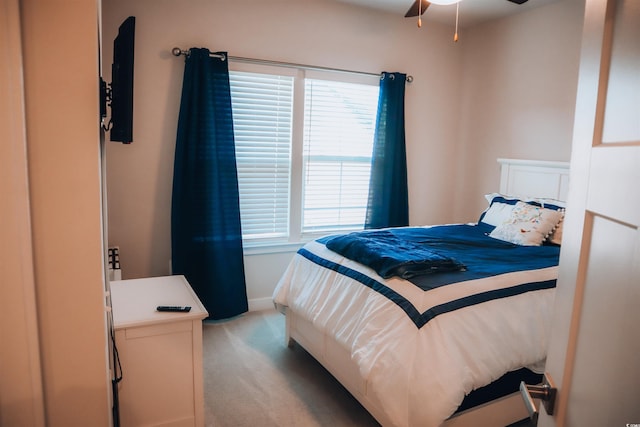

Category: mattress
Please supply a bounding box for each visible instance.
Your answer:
[273,223,560,427]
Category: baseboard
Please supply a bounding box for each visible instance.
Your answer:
[248,297,274,312]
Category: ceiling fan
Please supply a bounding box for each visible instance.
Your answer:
[405,0,529,38]
[405,0,530,21]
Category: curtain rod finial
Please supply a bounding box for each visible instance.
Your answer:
[172,47,184,57]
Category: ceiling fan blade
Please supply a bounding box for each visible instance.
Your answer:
[405,0,431,18]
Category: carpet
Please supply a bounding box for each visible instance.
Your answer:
[202,309,380,427]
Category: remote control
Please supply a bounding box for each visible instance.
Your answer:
[156,305,191,312]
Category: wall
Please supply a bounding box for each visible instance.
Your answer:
[102,0,463,308]
[103,0,583,310]
[453,0,584,221]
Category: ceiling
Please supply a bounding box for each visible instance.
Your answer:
[335,0,563,28]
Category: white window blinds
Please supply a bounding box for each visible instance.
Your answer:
[229,66,379,246]
[302,79,379,233]
[229,71,294,241]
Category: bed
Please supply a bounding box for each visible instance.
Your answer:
[272,158,570,427]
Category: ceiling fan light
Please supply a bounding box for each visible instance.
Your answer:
[428,0,461,4]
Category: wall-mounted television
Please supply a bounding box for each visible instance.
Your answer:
[101,16,135,144]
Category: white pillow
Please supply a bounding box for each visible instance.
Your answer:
[489,201,564,246]
[480,202,515,226]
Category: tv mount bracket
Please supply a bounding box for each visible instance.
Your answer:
[99,77,113,131]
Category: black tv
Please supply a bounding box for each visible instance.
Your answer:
[108,16,135,143]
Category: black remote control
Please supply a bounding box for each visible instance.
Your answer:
[156,305,191,312]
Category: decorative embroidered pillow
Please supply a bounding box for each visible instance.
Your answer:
[479,193,566,225]
[547,212,565,245]
[489,201,564,246]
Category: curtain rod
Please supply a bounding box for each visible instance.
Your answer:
[171,47,413,83]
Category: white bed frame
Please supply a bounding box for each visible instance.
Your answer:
[497,158,570,202]
[284,158,570,427]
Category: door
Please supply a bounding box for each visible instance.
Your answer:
[0,1,45,425]
[538,0,640,426]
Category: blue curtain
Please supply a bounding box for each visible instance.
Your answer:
[365,72,409,229]
[171,48,248,320]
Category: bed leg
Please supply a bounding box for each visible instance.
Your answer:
[285,312,295,348]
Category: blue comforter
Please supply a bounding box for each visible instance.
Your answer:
[320,223,561,289]
[324,229,466,279]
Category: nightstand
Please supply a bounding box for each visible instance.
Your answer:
[110,275,208,427]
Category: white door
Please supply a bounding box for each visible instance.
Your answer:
[0,1,45,425]
[538,0,640,426]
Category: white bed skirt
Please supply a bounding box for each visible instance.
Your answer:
[283,307,531,427]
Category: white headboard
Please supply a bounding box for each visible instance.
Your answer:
[498,158,570,202]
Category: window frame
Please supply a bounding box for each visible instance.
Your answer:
[229,62,380,254]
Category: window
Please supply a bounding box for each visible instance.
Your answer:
[229,71,294,241]
[229,64,379,248]
[302,79,379,233]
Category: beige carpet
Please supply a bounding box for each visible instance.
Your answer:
[202,309,380,427]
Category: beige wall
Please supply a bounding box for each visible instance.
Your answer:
[453,0,584,221]
[5,0,112,425]
[102,0,583,307]
[102,0,463,283]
